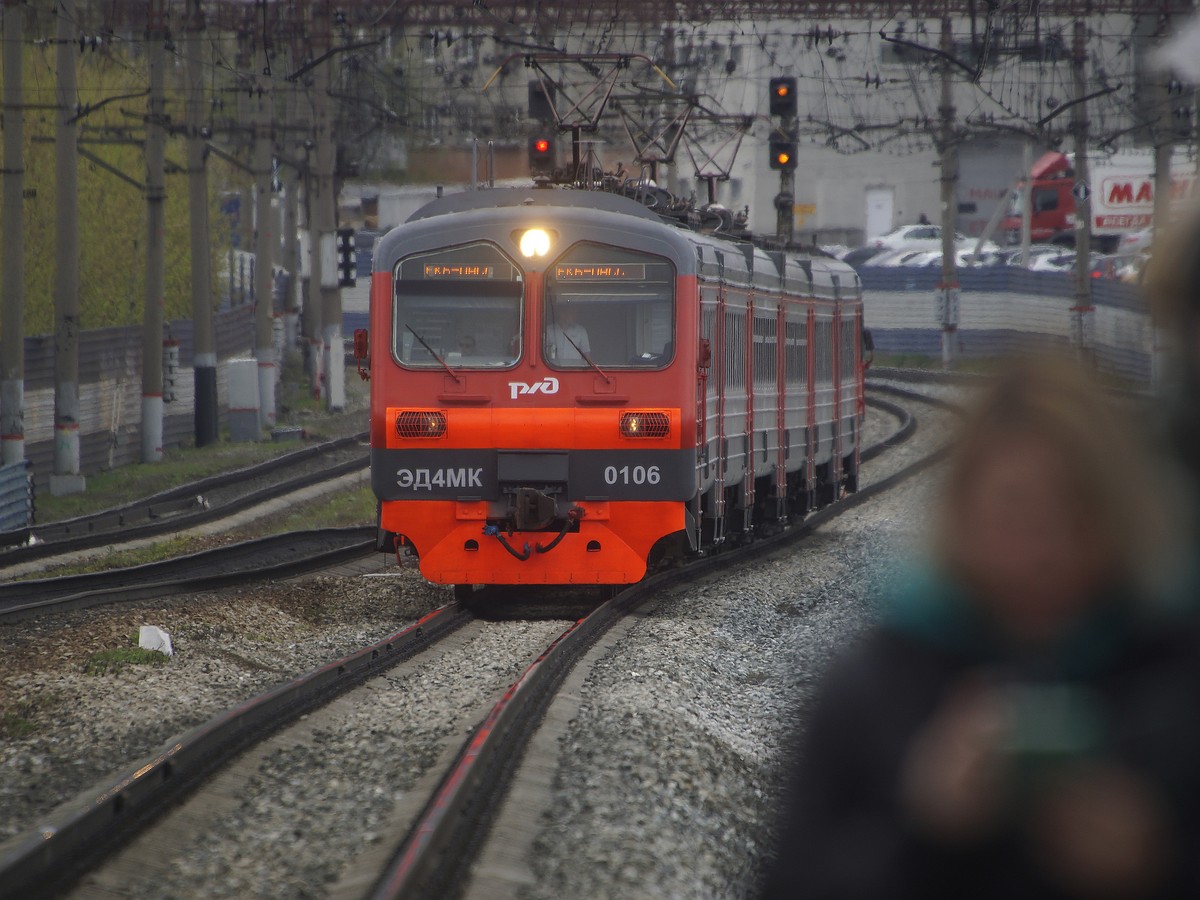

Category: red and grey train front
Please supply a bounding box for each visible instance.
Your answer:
[367,192,699,587]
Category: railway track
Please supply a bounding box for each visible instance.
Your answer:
[0,527,374,624]
[0,386,942,899]
[0,432,368,564]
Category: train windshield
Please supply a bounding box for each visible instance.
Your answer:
[543,243,675,370]
[393,242,524,368]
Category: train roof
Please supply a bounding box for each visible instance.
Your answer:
[406,186,663,223]
[383,185,860,301]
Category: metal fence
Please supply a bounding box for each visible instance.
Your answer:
[859,268,1151,383]
[0,460,32,532]
[19,304,256,486]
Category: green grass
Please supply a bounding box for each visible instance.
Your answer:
[273,485,377,532]
[0,712,36,738]
[30,486,377,580]
[36,442,301,524]
[84,646,170,676]
[871,352,1001,374]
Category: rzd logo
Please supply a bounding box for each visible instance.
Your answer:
[508,376,559,400]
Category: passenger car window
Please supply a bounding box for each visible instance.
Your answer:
[542,243,675,369]
[394,242,523,368]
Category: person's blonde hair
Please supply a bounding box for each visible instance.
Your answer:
[935,355,1173,598]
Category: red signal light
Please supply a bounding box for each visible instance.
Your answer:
[534,139,550,154]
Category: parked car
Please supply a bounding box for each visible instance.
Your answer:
[842,246,885,268]
[1118,226,1153,255]
[871,223,998,254]
[1004,244,1063,268]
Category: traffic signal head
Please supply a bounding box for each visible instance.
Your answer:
[769,139,797,171]
[529,134,555,177]
[769,76,797,116]
[336,227,357,288]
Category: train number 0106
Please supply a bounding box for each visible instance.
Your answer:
[604,464,661,486]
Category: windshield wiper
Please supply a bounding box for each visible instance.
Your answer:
[547,297,610,383]
[558,326,611,383]
[406,324,462,383]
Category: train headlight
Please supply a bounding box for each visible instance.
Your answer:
[396,410,447,439]
[519,228,551,258]
[620,411,670,439]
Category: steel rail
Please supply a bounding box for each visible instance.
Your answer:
[0,387,928,897]
[370,389,947,899]
[0,432,369,557]
[0,602,474,900]
[0,527,375,623]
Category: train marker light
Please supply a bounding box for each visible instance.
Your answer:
[519,228,551,258]
[396,410,447,439]
[620,411,670,439]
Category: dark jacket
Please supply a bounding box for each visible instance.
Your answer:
[760,569,1200,899]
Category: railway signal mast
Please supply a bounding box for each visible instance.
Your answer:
[768,76,798,246]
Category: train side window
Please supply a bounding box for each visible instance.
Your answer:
[543,242,675,370]
[393,241,524,369]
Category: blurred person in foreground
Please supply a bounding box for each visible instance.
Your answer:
[761,356,1199,899]
[1144,205,1200,531]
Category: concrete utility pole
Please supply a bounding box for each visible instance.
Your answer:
[282,148,301,353]
[142,1,167,462]
[186,0,218,446]
[304,166,324,398]
[1,0,25,466]
[314,43,344,411]
[1020,140,1033,265]
[254,84,277,429]
[52,0,84,494]
[937,16,960,369]
[1070,18,1094,364]
[1151,37,1175,390]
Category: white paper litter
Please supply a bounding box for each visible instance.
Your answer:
[139,625,173,657]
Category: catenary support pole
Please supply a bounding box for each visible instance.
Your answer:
[51,0,84,494]
[313,23,344,411]
[282,137,300,354]
[938,15,960,369]
[142,1,167,462]
[186,0,218,446]
[1,0,25,466]
[1070,19,1094,365]
[254,85,277,429]
[304,167,324,399]
[1020,139,1032,266]
[1151,51,1175,390]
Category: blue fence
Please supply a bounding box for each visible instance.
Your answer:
[859,268,1151,383]
[0,460,32,532]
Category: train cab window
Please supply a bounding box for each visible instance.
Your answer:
[393,242,524,368]
[543,243,675,370]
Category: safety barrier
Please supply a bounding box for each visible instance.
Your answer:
[859,267,1151,383]
[0,460,32,532]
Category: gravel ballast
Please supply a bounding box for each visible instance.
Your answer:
[0,564,444,847]
[1,386,951,898]
[521,409,951,898]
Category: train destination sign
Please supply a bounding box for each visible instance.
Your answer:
[555,264,646,281]
[423,264,494,278]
